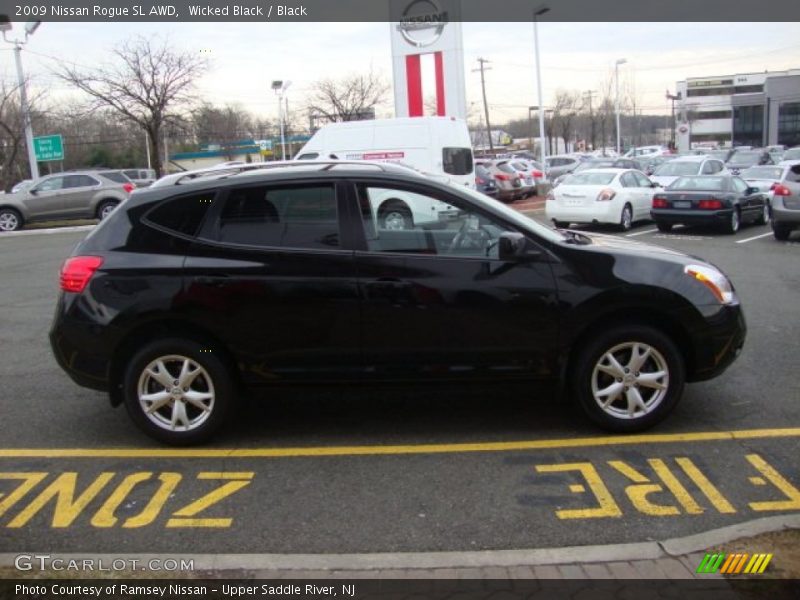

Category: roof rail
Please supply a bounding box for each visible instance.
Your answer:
[151,160,394,188]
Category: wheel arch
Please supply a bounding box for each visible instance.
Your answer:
[563,303,697,386]
[109,318,241,407]
[0,204,26,224]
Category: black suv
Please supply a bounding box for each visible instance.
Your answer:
[50,161,746,444]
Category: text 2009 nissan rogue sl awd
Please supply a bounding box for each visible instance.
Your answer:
[50,161,746,445]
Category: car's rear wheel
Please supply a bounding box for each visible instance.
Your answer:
[123,339,234,445]
[756,203,770,226]
[571,325,685,432]
[552,220,570,229]
[379,201,413,230]
[724,208,740,234]
[655,221,673,232]
[96,200,119,220]
[619,204,633,231]
[772,222,792,241]
[0,207,23,232]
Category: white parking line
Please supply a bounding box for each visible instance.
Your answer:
[736,232,775,244]
[0,225,94,238]
[626,228,658,237]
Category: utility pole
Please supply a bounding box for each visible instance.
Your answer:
[473,58,493,152]
[583,90,597,151]
[666,90,679,150]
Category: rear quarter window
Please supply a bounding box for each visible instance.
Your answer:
[143,192,215,237]
[99,172,130,184]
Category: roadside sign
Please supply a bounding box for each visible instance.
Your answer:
[257,139,273,151]
[33,135,65,162]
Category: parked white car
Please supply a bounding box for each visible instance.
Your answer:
[623,146,669,160]
[650,155,728,188]
[545,168,657,231]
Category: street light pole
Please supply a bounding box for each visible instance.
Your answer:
[533,5,549,163]
[272,80,291,160]
[2,20,42,180]
[528,105,539,152]
[615,58,626,155]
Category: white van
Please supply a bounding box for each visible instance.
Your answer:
[295,117,474,230]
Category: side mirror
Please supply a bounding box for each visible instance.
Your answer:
[28,188,38,195]
[650,182,660,188]
[498,232,539,261]
[746,187,759,195]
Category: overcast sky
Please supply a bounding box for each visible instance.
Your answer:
[3,21,799,125]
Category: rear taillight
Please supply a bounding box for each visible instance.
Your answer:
[652,196,668,208]
[532,170,543,178]
[476,177,486,185]
[60,256,104,293]
[698,200,723,210]
[123,183,135,194]
[596,188,616,202]
[771,183,791,196]
[495,174,510,181]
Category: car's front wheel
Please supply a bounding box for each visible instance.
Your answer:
[0,207,23,232]
[571,325,685,432]
[123,339,234,445]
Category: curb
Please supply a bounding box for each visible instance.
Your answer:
[0,225,94,238]
[2,515,797,572]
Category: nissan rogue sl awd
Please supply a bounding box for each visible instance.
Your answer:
[50,161,746,445]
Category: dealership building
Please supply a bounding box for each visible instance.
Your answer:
[675,69,800,150]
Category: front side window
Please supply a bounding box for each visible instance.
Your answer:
[357,184,514,259]
[215,184,339,250]
[34,177,66,192]
[442,147,473,175]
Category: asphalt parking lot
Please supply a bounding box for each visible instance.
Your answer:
[0,217,798,556]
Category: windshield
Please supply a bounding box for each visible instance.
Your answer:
[562,172,616,185]
[740,166,783,180]
[668,176,726,191]
[730,151,761,164]
[782,148,800,161]
[576,161,614,173]
[653,161,702,177]
[455,184,565,243]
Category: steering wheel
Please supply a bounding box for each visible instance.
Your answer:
[448,221,492,254]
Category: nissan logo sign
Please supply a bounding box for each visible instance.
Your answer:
[396,0,448,48]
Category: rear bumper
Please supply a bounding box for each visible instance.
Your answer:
[650,208,733,225]
[772,201,800,226]
[546,200,620,225]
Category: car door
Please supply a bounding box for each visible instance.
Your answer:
[23,175,72,220]
[60,174,102,217]
[618,172,646,220]
[350,179,560,381]
[183,180,362,385]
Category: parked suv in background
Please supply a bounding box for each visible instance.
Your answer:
[122,168,157,188]
[0,170,133,232]
[50,160,745,444]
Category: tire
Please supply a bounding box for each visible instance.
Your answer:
[123,338,234,445]
[772,222,791,241]
[723,207,740,234]
[571,324,685,433]
[0,207,23,232]
[552,220,570,229]
[379,202,413,230]
[755,203,770,226]
[619,204,633,231]
[96,200,120,220]
[655,221,673,232]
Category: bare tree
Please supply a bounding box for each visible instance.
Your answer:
[57,35,207,177]
[193,103,255,159]
[306,68,389,125]
[0,77,49,190]
[551,90,581,154]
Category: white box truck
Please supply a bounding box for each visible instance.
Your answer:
[294,116,474,230]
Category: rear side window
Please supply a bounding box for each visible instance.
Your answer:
[65,175,99,188]
[145,192,215,237]
[215,184,339,250]
[442,147,473,175]
[99,172,129,184]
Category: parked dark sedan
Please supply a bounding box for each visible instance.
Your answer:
[50,161,746,444]
[474,164,499,198]
[726,149,773,175]
[651,175,770,234]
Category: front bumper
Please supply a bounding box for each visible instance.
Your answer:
[688,302,747,382]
